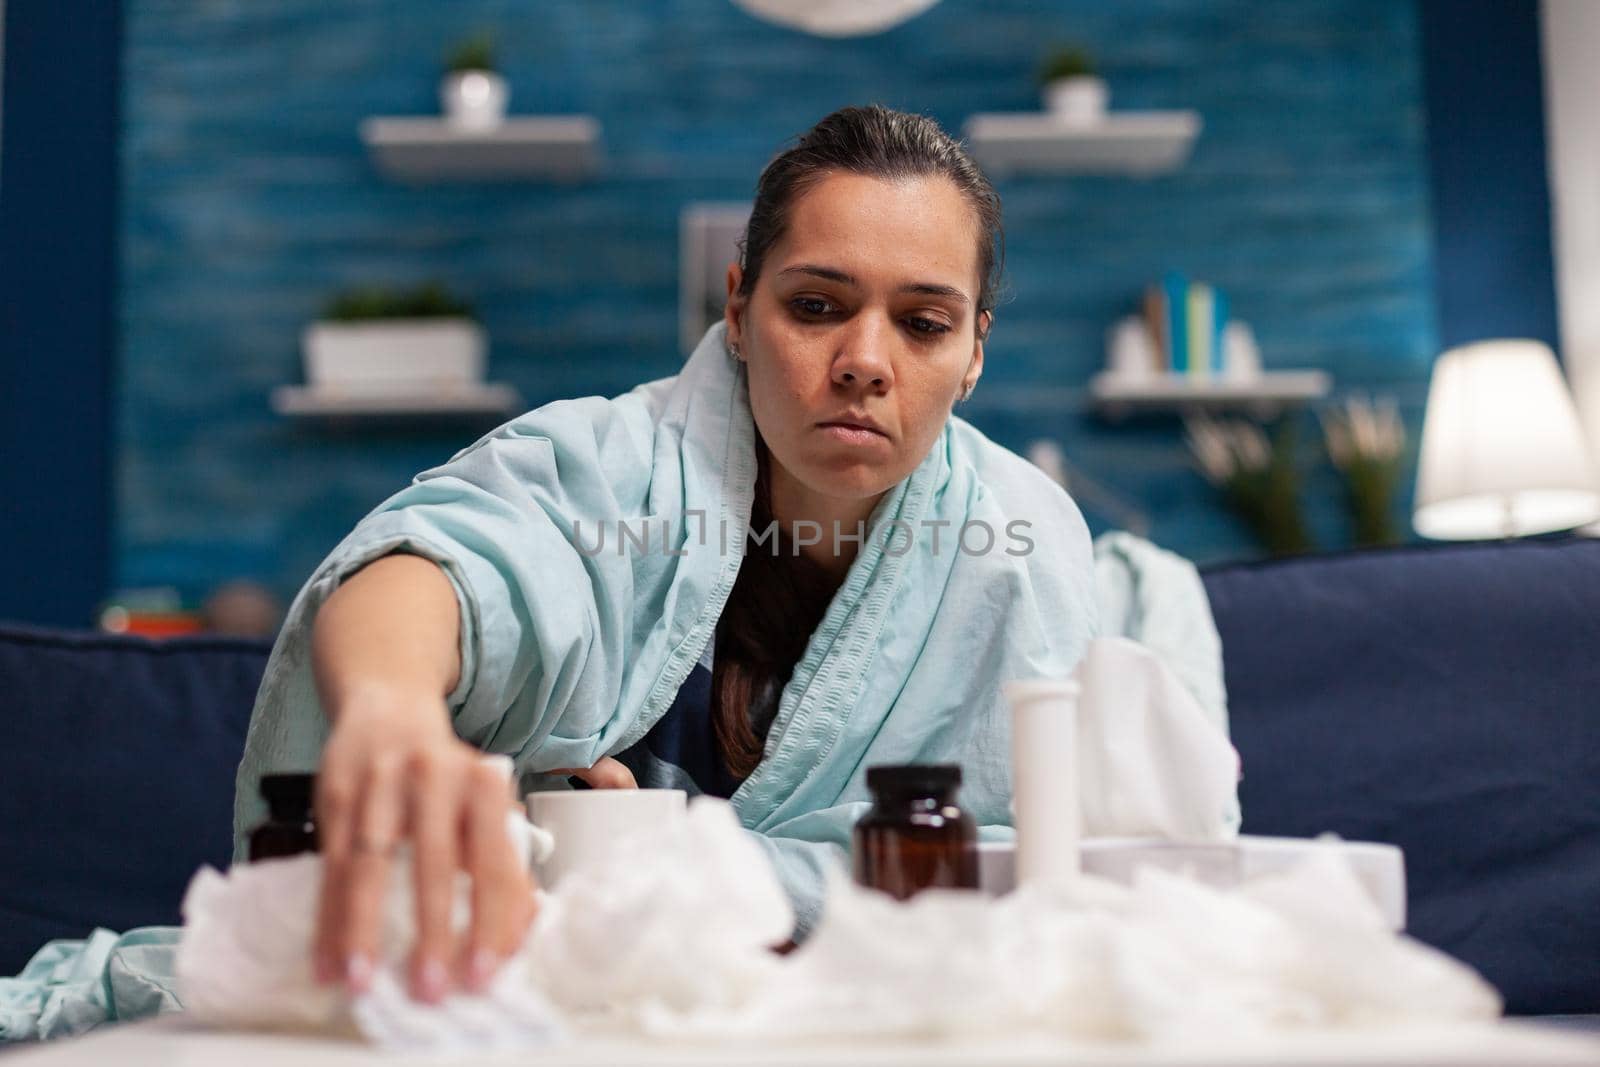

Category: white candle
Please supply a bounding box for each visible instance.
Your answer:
[1003,678,1081,886]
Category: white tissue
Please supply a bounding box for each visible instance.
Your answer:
[349,967,562,1053]
[640,857,1499,1043]
[179,797,1497,1051]
[175,856,347,1034]
[177,798,789,1050]
[522,798,793,1022]
[1071,637,1241,839]
[176,811,568,1051]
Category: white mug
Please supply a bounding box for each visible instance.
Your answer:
[521,788,687,889]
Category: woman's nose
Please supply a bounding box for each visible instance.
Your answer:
[832,317,894,391]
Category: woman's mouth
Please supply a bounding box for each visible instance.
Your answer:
[817,421,891,446]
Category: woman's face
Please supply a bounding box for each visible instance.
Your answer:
[724,171,988,521]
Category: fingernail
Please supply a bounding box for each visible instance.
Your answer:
[467,949,499,991]
[345,952,374,993]
[417,958,449,1003]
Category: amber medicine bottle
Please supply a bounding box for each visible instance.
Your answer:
[852,763,978,899]
[249,773,320,861]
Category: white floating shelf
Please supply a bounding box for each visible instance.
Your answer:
[962,110,1201,176]
[1090,370,1331,419]
[271,383,524,420]
[360,116,602,182]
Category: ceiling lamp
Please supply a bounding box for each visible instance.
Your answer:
[729,0,940,37]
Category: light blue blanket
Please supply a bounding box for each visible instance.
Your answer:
[233,320,1100,933]
[0,929,180,1042]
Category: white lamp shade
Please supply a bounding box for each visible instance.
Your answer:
[1413,339,1600,539]
[730,0,939,36]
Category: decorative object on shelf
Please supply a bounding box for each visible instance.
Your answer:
[1092,274,1329,419]
[1038,44,1107,126]
[200,580,284,639]
[729,0,938,37]
[98,587,204,637]
[965,50,1196,177]
[680,202,752,355]
[441,31,507,130]
[1186,414,1314,557]
[1320,394,1406,548]
[304,281,482,392]
[1413,339,1600,539]
[962,109,1199,177]
[272,281,523,421]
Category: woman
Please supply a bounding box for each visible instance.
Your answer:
[233,104,1097,1005]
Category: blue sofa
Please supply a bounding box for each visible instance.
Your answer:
[4,537,1599,1016]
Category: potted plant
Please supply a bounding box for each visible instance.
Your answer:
[1185,413,1315,557]
[1319,394,1407,548]
[302,281,486,394]
[1037,44,1107,125]
[441,32,508,130]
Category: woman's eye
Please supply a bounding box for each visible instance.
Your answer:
[791,296,834,317]
[907,316,952,338]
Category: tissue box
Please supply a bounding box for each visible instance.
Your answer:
[977,835,1407,931]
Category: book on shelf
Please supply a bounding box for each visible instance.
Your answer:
[1142,272,1233,379]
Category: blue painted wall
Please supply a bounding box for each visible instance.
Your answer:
[102,0,1511,608]
[1419,0,1559,354]
[116,0,1443,605]
[0,0,120,627]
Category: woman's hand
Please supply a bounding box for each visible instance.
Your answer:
[311,686,537,1003]
[549,756,638,790]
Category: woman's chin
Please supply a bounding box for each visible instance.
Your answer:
[796,458,907,504]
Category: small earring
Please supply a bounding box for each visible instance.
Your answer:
[728,342,741,362]
[959,382,974,402]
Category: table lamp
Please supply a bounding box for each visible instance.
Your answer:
[1413,339,1600,539]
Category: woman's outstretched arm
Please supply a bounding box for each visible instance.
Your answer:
[308,553,536,1003]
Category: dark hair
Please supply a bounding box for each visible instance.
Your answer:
[712,105,1005,782]
[735,103,1005,338]
[711,438,839,779]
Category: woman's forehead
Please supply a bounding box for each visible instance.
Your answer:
[769,171,981,299]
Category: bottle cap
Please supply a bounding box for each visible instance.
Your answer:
[866,763,962,797]
[260,773,316,818]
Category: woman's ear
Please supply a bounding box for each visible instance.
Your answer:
[723,263,745,349]
[963,313,988,395]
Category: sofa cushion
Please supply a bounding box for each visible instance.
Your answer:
[0,624,269,976]
[1203,537,1600,1015]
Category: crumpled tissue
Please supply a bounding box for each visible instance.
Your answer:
[176,797,790,1050]
[647,852,1499,1044]
[177,794,1499,1052]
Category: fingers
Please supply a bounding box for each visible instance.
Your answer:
[340,753,403,990]
[568,756,638,790]
[408,751,463,1004]
[461,761,537,991]
[312,761,359,986]
[313,752,404,991]
[311,724,542,1003]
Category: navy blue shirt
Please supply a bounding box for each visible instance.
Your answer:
[613,629,773,798]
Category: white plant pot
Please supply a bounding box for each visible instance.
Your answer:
[1044,75,1109,126]
[302,318,486,394]
[440,70,509,130]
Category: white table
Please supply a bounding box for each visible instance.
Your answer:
[10,1016,1600,1066]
